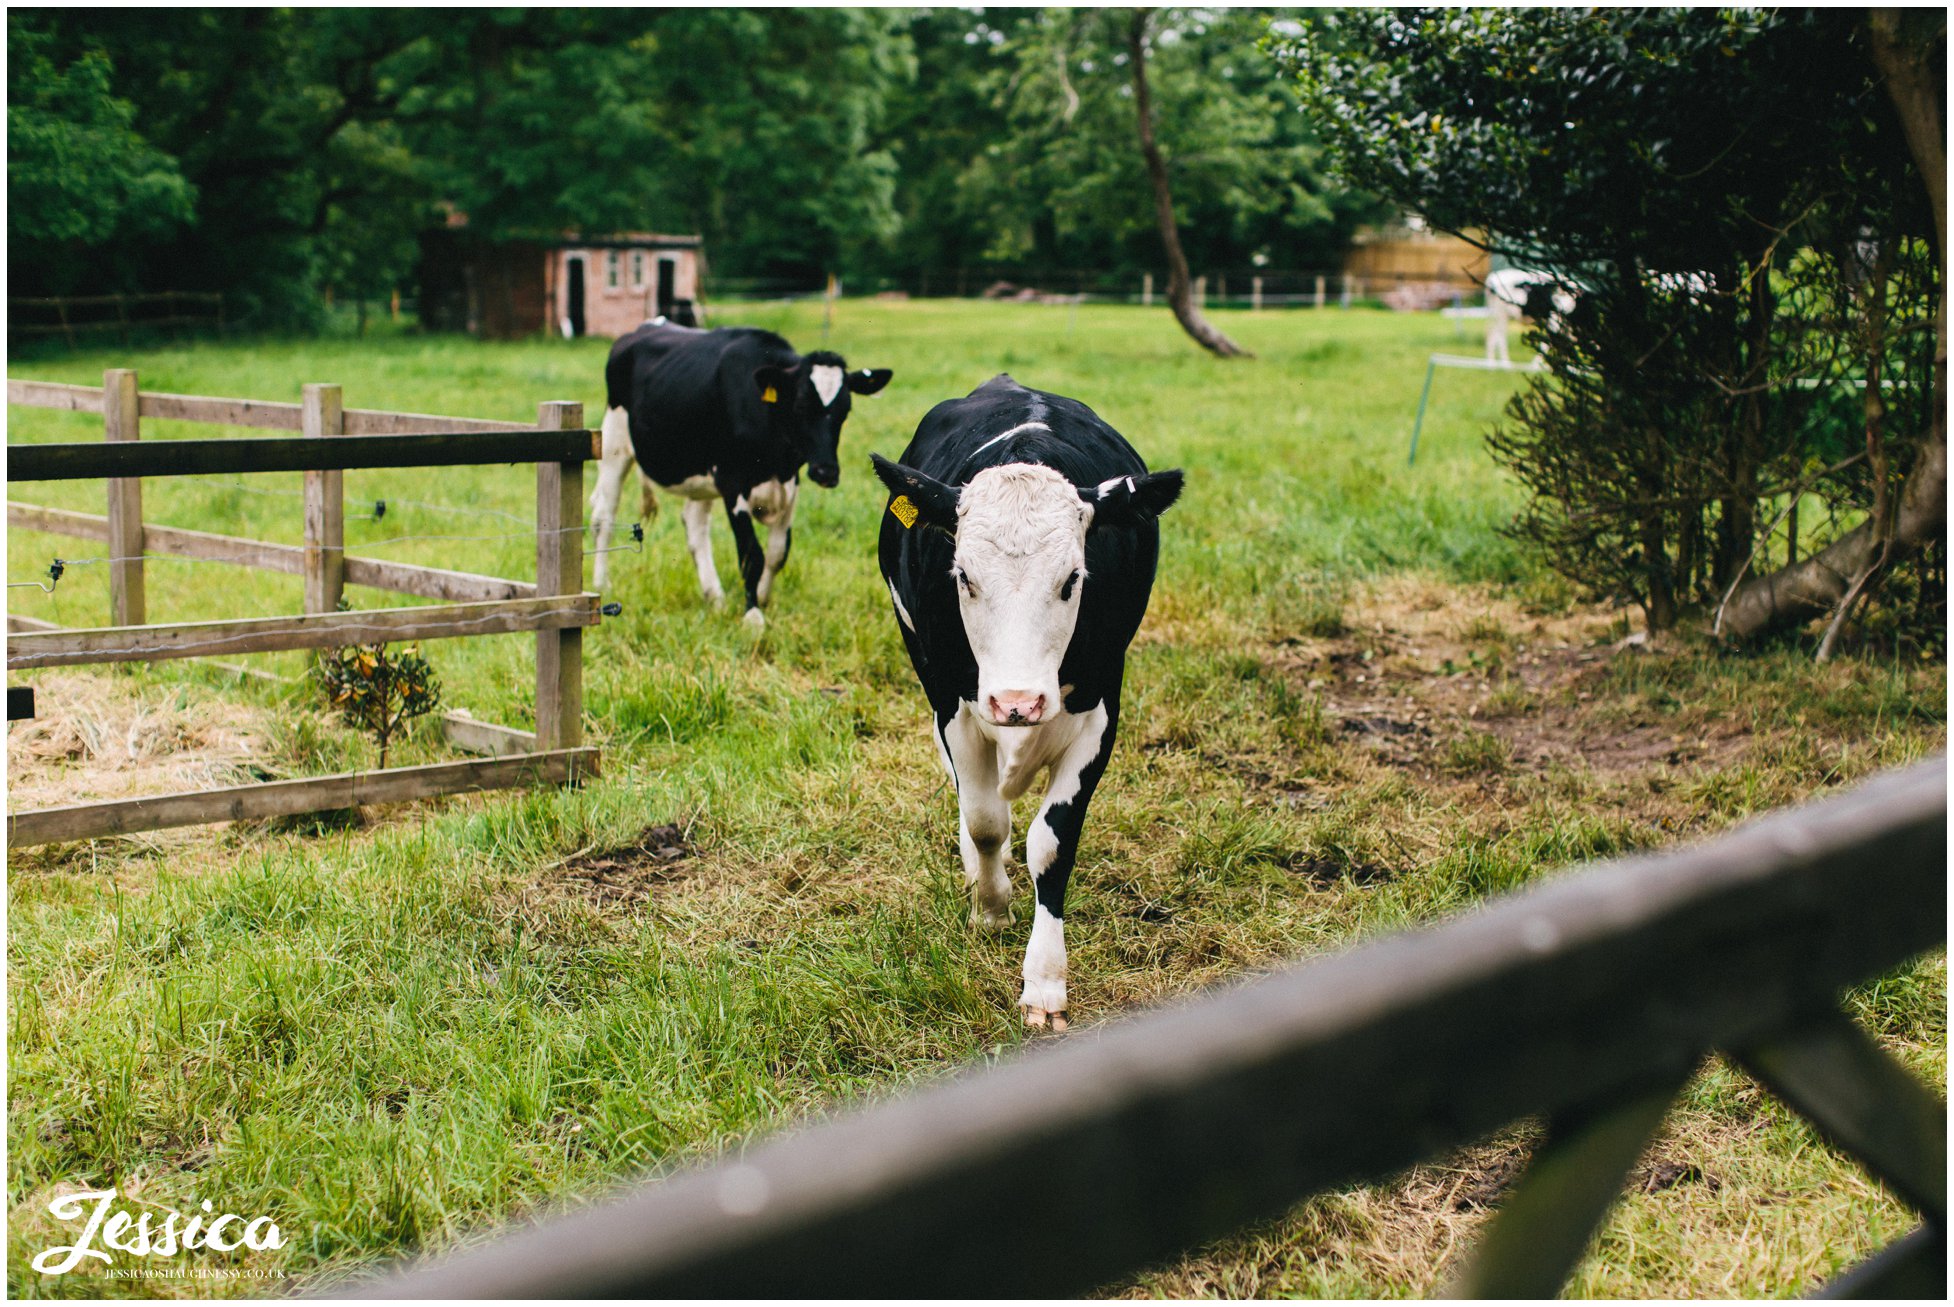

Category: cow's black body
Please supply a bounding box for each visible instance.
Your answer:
[879,375,1161,726]
[605,323,821,492]
[599,321,888,619]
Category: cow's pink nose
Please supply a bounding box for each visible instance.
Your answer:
[988,692,1046,725]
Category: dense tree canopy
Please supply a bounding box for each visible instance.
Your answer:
[1279,8,1944,645]
[870,8,1380,287]
[7,8,1378,323]
[7,22,196,294]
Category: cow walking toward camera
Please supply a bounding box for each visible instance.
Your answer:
[592,320,892,627]
[874,375,1183,1029]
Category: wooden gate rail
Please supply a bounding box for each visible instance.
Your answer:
[8,428,597,481]
[7,372,602,848]
[4,503,534,604]
[8,377,536,434]
[5,595,599,669]
[349,759,1946,1300]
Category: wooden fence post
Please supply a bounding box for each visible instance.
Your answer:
[535,400,585,753]
[1194,276,1207,309]
[302,383,345,614]
[104,368,145,627]
[1251,276,1264,312]
[1314,275,1326,309]
[1141,273,1153,306]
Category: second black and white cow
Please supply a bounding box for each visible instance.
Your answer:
[874,375,1182,1030]
[592,320,892,626]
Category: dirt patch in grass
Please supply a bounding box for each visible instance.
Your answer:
[1274,578,1755,792]
[1281,854,1399,888]
[539,823,697,908]
[1633,1155,1722,1196]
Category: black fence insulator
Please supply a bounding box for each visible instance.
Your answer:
[600,602,624,617]
[630,523,644,543]
[47,559,65,586]
[7,687,34,721]
[373,500,387,521]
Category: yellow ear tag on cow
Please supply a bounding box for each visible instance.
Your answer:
[889,495,920,529]
[762,386,778,404]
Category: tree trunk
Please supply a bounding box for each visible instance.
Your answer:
[1128,9,1251,359]
[1719,9,1945,643]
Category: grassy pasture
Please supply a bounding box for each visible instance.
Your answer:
[6,301,1944,1298]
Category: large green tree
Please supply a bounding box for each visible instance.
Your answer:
[1281,8,1942,645]
[9,8,1377,326]
[7,21,195,295]
[868,8,1382,289]
[7,10,910,321]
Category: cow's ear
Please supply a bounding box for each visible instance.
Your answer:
[847,367,893,396]
[1081,469,1184,527]
[753,365,793,406]
[871,454,958,533]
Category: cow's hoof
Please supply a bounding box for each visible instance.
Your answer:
[970,904,1016,933]
[742,607,766,631]
[1023,1007,1069,1034]
[702,589,726,608]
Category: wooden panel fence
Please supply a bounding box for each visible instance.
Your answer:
[6,371,606,847]
[348,759,1946,1300]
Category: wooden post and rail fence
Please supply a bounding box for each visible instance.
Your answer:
[6,372,605,847]
[9,291,226,347]
[347,759,1944,1299]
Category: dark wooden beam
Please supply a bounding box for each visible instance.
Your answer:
[8,748,599,847]
[1452,1075,1689,1297]
[7,595,600,669]
[9,430,600,482]
[1819,1224,1946,1299]
[350,760,1945,1300]
[1739,1007,1946,1223]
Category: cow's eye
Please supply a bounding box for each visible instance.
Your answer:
[1059,570,1081,601]
[954,568,976,597]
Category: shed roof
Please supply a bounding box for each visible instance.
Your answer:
[549,232,703,251]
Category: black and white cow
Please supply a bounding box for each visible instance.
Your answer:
[873,375,1183,1030]
[592,320,892,626]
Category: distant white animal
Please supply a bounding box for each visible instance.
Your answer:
[1484,268,1715,361]
[1483,269,1577,363]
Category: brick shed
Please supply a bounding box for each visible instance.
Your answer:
[419,226,705,340]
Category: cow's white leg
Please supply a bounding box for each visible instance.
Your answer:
[1022,904,1068,1030]
[943,708,1015,931]
[680,498,724,605]
[1486,301,1511,363]
[755,478,799,607]
[589,407,635,590]
[1021,702,1115,1030]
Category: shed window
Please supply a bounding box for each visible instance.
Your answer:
[606,251,621,290]
[631,252,647,289]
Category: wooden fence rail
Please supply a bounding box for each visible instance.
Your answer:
[7,378,537,434]
[350,759,1946,1300]
[4,503,535,604]
[7,371,603,846]
[8,291,225,346]
[8,428,599,481]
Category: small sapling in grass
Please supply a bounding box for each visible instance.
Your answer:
[315,643,441,770]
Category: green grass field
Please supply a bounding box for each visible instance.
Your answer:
[7,302,1945,1297]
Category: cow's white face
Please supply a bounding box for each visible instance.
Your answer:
[952,464,1091,726]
